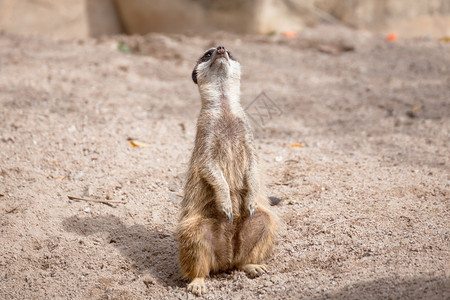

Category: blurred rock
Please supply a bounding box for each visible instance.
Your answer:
[0,0,122,39]
[114,0,314,35]
[0,0,448,38]
[115,0,450,37]
[315,0,450,37]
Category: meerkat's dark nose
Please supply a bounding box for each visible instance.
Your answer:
[217,46,225,54]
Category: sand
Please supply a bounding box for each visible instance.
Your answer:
[0,25,449,299]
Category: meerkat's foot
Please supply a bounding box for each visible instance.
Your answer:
[187,277,206,295]
[240,264,268,278]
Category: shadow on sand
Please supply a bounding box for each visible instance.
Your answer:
[311,275,449,300]
[62,214,183,287]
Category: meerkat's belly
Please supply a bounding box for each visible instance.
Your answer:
[213,112,249,192]
[215,137,248,193]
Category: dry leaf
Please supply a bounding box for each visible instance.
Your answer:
[129,140,151,148]
[385,33,397,42]
[289,143,304,148]
[283,31,297,38]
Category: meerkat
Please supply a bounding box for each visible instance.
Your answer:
[176,46,278,295]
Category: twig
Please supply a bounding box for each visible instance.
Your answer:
[284,159,299,164]
[5,205,20,214]
[67,196,126,207]
[313,215,367,236]
[274,181,292,186]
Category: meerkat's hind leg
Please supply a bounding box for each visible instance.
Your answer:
[234,208,277,278]
[177,216,215,295]
[187,277,206,295]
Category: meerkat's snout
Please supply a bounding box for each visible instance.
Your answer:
[213,46,229,63]
[216,45,226,57]
[217,45,225,54]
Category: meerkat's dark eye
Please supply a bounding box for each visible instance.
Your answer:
[203,51,213,59]
[199,50,214,63]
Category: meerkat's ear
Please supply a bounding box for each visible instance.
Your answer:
[192,69,198,84]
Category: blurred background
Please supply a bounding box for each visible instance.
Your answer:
[0,0,449,39]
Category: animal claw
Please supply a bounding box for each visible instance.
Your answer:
[224,210,233,223]
[248,201,257,219]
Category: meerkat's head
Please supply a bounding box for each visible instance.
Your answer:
[192,46,240,86]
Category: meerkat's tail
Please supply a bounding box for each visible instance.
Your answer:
[268,196,282,206]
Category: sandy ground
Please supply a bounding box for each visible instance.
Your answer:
[0,26,449,299]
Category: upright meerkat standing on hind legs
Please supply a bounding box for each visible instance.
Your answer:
[176,45,279,295]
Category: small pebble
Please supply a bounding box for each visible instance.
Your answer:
[83,186,94,197]
[142,275,155,287]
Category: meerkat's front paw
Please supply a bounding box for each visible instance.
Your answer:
[187,278,206,295]
[240,264,268,278]
[248,201,257,219]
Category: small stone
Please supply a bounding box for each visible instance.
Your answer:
[106,191,113,200]
[275,156,283,162]
[169,193,182,205]
[83,186,94,197]
[167,182,178,192]
[142,275,154,287]
[84,207,91,213]
[406,110,416,118]
[74,172,84,180]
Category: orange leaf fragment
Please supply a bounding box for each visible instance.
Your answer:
[385,33,397,42]
[129,140,151,148]
[283,31,297,38]
[289,143,304,148]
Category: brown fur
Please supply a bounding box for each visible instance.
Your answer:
[176,46,278,295]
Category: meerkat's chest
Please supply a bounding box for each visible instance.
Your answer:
[214,112,245,138]
[213,113,247,152]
